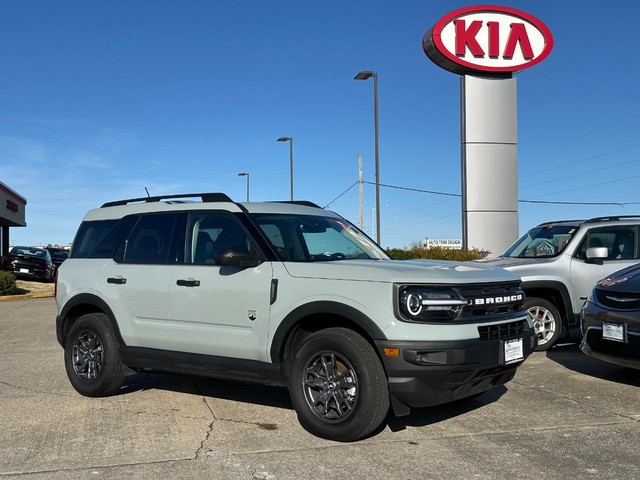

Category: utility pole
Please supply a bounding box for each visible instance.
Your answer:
[358,154,364,230]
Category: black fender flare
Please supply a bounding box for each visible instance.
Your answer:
[520,280,574,324]
[269,301,387,363]
[58,293,126,346]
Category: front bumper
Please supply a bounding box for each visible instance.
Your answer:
[580,301,640,370]
[375,329,536,414]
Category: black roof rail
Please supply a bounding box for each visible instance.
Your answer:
[101,192,234,208]
[583,215,640,224]
[537,219,586,226]
[272,200,323,209]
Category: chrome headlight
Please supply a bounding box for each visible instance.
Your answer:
[397,286,467,322]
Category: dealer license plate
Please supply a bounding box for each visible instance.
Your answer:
[602,322,625,342]
[504,338,524,365]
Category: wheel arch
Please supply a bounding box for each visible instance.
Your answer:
[521,280,573,329]
[270,301,387,367]
[58,293,125,347]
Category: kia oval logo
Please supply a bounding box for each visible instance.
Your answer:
[423,5,553,75]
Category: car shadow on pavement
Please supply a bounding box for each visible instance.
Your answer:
[545,341,640,388]
[121,372,294,409]
[119,370,509,433]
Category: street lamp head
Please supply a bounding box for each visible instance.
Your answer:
[354,71,375,80]
[277,137,291,142]
[237,172,248,177]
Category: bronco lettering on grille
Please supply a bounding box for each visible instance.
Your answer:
[472,294,523,306]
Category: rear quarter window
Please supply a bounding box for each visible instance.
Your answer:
[71,217,136,259]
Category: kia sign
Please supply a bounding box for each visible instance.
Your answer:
[423,5,553,75]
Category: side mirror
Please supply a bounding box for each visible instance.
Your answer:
[214,247,260,268]
[586,246,608,262]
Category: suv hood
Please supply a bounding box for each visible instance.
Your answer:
[477,257,551,268]
[283,259,519,284]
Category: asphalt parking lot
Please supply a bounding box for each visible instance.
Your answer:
[0,298,638,480]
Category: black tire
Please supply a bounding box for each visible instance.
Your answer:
[64,313,126,397]
[525,297,562,351]
[289,328,389,441]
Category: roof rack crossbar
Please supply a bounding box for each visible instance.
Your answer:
[101,192,233,208]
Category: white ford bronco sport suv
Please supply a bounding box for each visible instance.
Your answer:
[481,216,640,350]
[56,193,535,441]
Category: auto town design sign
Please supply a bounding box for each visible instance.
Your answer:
[423,5,553,75]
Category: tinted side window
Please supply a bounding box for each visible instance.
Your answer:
[576,226,639,260]
[72,218,135,259]
[302,227,368,260]
[186,212,254,265]
[121,214,179,264]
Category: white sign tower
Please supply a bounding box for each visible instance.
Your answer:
[423,6,553,256]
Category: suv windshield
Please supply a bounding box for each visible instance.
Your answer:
[502,225,578,258]
[250,213,389,262]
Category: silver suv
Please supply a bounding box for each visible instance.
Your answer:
[56,193,535,441]
[482,216,640,350]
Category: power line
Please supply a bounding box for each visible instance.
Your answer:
[519,199,640,206]
[353,180,640,207]
[363,181,460,198]
[520,142,640,179]
[323,181,358,208]
[523,171,640,202]
[521,154,640,190]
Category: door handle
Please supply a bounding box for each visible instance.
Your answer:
[107,277,127,285]
[176,279,201,287]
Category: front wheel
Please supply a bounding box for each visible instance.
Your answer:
[64,313,126,397]
[288,328,389,441]
[525,297,562,351]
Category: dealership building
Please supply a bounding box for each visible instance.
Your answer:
[0,182,27,257]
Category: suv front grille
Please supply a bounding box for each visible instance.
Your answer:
[458,282,525,320]
[596,289,640,310]
[395,281,526,324]
[478,320,528,340]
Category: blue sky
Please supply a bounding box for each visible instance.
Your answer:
[2,0,640,250]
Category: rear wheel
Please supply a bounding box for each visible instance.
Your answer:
[525,297,562,351]
[289,328,389,441]
[64,313,126,397]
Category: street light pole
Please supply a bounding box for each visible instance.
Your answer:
[354,70,381,245]
[237,172,250,202]
[277,136,294,201]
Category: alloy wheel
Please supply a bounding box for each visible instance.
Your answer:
[302,351,359,423]
[71,331,104,381]
[528,305,556,346]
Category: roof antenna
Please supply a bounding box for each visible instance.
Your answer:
[144,187,151,198]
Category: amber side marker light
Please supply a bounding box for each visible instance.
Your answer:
[384,347,400,357]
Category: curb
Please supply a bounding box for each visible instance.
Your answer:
[0,293,55,302]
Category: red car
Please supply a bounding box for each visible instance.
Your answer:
[2,246,56,282]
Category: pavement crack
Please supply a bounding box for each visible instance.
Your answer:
[0,458,193,478]
[0,381,77,398]
[194,383,218,460]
